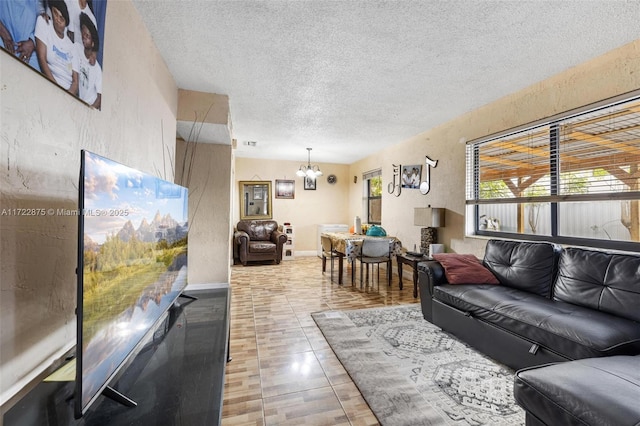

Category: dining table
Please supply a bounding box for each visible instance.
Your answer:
[321,231,403,285]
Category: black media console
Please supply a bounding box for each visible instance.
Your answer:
[4,286,230,426]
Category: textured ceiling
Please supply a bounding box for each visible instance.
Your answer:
[131,0,640,164]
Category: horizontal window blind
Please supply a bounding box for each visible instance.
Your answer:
[363,168,382,180]
[467,126,551,202]
[558,99,640,197]
[466,94,640,249]
[467,96,640,204]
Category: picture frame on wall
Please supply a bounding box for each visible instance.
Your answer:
[401,164,422,189]
[275,179,295,199]
[0,0,109,110]
[304,176,316,190]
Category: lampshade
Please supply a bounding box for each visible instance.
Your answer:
[413,207,445,227]
[296,147,323,178]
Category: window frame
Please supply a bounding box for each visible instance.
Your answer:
[466,93,640,252]
[364,169,382,225]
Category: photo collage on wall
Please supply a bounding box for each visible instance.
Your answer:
[0,0,108,110]
[401,164,422,189]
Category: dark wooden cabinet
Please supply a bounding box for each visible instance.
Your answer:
[4,286,230,426]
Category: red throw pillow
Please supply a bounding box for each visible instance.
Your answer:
[432,253,500,285]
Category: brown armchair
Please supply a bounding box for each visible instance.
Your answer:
[234,220,287,265]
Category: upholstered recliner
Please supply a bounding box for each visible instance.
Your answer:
[234,220,287,265]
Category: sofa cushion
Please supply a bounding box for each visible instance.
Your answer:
[248,241,276,253]
[434,284,640,359]
[514,356,640,426]
[237,220,278,241]
[431,253,499,284]
[483,239,558,298]
[554,247,640,323]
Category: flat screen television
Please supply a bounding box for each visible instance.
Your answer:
[75,150,188,418]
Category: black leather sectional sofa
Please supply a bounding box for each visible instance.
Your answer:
[514,355,640,425]
[417,239,640,425]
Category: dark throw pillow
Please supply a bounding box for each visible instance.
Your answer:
[432,253,500,285]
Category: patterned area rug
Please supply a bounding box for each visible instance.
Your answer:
[312,304,524,426]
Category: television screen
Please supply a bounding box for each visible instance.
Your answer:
[76,150,188,418]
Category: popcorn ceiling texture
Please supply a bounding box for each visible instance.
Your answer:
[132,0,640,164]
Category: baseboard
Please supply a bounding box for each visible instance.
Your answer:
[185,282,229,291]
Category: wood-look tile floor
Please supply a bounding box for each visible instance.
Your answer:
[222,256,418,426]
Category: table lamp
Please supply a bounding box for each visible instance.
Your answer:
[413,206,445,255]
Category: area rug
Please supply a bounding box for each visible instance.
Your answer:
[312,304,524,426]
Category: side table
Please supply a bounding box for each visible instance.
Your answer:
[397,252,430,298]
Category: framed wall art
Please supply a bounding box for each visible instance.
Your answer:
[401,164,422,189]
[275,179,295,199]
[304,176,316,190]
[0,0,108,110]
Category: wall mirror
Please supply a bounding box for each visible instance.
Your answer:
[239,181,272,220]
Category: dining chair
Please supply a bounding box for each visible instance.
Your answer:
[321,235,340,284]
[358,239,392,290]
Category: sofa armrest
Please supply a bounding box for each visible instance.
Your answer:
[233,230,249,264]
[270,230,287,263]
[417,260,448,322]
[271,230,287,246]
[418,260,447,287]
[234,230,249,245]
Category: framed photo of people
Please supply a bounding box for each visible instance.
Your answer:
[401,164,422,189]
[0,0,108,110]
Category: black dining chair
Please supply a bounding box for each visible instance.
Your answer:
[358,239,392,290]
[321,235,340,284]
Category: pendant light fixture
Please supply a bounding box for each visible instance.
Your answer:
[295,147,323,178]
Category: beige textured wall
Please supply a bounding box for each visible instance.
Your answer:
[233,39,640,259]
[0,1,178,408]
[234,158,351,253]
[177,90,229,125]
[176,140,233,284]
[349,39,640,258]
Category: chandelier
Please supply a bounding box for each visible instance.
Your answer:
[295,147,323,178]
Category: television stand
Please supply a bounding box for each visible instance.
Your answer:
[102,386,136,408]
[4,287,230,426]
[178,293,198,301]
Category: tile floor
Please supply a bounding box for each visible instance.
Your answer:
[221,256,419,425]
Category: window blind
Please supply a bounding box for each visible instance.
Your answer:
[363,168,382,180]
[466,94,640,248]
[558,99,640,199]
[467,96,640,204]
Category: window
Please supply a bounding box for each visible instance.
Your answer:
[364,169,382,225]
[466,95,640,251]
